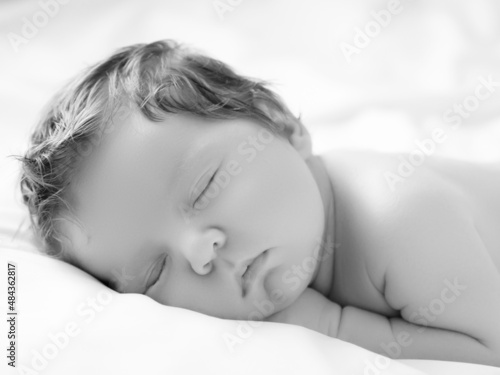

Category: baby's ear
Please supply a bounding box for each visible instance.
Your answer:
[254,100,313,160]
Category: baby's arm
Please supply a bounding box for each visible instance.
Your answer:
[267,286,500,366]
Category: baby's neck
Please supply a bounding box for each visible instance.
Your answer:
[306,154,336,296]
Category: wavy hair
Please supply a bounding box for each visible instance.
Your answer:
[14,39,302,260]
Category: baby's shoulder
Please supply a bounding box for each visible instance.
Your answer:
[319,149,468,270]
[319,148,465,217]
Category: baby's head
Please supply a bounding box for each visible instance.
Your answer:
[17,40,329,320]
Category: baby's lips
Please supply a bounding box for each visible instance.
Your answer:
[241,250,269,298]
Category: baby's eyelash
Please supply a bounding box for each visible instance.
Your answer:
[194,170,217,205]
[147,256,167,292]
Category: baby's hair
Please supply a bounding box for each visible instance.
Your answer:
[14,39,303,261]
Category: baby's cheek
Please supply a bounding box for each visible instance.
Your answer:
[262,263,310,312]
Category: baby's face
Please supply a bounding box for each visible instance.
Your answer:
[67,111,326,319]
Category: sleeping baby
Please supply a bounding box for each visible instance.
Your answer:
[17,39,500,366]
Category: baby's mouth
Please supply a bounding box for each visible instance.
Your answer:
[240,250,269,298]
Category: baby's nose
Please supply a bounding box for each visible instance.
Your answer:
[182,228,225,275]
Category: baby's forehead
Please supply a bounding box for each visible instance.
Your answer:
[77,112,265,186]
[68,111,276,232]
